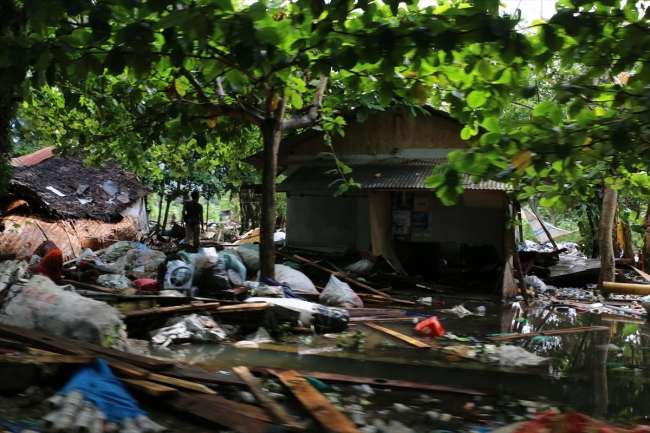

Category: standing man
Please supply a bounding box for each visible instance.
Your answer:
[182,191,203,247]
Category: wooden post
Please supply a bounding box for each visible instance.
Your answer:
[527,199,559,251]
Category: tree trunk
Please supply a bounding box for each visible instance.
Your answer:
[156,193,164,226]
[0,1,21,200]
[161,198,172,234]
[597,183,617,293]
[205,199,210,228]
[549,206,557,226]
[259,123,282,279]
[622,221,634,260]
[643,200,650,271]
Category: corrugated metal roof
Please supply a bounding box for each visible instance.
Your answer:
[277,158,506,192]
[10,146,55,168]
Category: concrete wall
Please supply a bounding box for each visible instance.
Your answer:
[284,189,504,256]
[285,190,370,253]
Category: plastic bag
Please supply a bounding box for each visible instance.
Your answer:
[254,285,285,298]
[415,317,444,337]
[102,242,138,263]
[237,244,260,273]
[525,275,549,293]
[76,248,103,266]
[320,275,363,308]
[132,279,159,292]
[105,256,128,275]
[344,259,375,274]
[266,264,318,294]
[195,247,219,272]
[218,252,247,281]
[126,249,166,273]
[97,274,134,291]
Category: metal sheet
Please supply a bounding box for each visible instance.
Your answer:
[277,158,506,192]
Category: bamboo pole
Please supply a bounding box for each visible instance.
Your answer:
[602,281,650,295]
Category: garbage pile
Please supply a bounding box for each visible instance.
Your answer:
[518,240,585,257]
[43,359,166,433]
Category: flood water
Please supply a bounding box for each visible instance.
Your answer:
[151,300,650,429]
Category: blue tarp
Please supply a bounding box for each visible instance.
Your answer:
[59,359,145,423]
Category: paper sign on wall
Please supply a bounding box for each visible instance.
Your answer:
[413,193,429,212]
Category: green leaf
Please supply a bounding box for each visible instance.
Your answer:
[477,60,492,80]
[104,49,126,75]
[248,2,267,21]
[481,117,501,133]
[466,90,488,109]
[291,92,303,110]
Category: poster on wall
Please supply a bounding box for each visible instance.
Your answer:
[392,210,411,234]
[413,193,429,212]
[411,211,430,230]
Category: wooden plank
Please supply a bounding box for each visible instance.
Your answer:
[0,355,96,364]
[274,369,361,433]
[164,391,273,433]
[199,394,275,423]
[215,302,271,313]
[0,324,149,378]
[486,326,611,342]
[60,279,120,294]
[122,302,221,318]
[0,337,28,351]
[363,322,431,348]
[233,366,305,432]
[147,372,217,395]
[73,340,176,371]
[350,317,417,323]
[165,366,247,387]
[253,367,492,396]
[121,378,178,397]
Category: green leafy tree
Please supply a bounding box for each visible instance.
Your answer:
[2,0,530,278]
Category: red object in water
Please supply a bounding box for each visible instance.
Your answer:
[575,308,587,313]
[415,317,445,337]
[510,411,650,433]
[133,278,160,292]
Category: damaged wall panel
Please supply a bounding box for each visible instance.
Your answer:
[0,215,138,261]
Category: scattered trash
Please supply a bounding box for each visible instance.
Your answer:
[320,275,364,308]
[415,316,445,337]
[150,314,227,347]
[440,304,475,318]
[442,344,548,367]
[97,274,134,291]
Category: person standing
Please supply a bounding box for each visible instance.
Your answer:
[182,191,203,247]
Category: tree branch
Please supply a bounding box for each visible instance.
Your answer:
[213,77,226,104]
[180,67,211,104]
[280,77,328,133]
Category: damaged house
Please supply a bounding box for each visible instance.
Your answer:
[247,108,519,297]
[0,146,151,261]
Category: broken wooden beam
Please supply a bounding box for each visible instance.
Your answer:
[122,302,221,318]
[60,279,120,294]
[163,391,274,433]
[486,326,611,342]
[363,322,431,348]
[0,354,96,364]
[147,372,217,395]
[233,366,305,432]
[215,302,272,313]
[253,367,493,396]
[274,369,361,433]
[120,378,178,397]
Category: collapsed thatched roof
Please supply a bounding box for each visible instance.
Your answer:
[8,147,151,221]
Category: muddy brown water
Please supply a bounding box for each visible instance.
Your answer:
[150,301,650,429]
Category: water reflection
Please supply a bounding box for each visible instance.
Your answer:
[151,302,650,426]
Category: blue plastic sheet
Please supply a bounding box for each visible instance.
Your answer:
[59,359,145,423]
[129,241,150,251]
